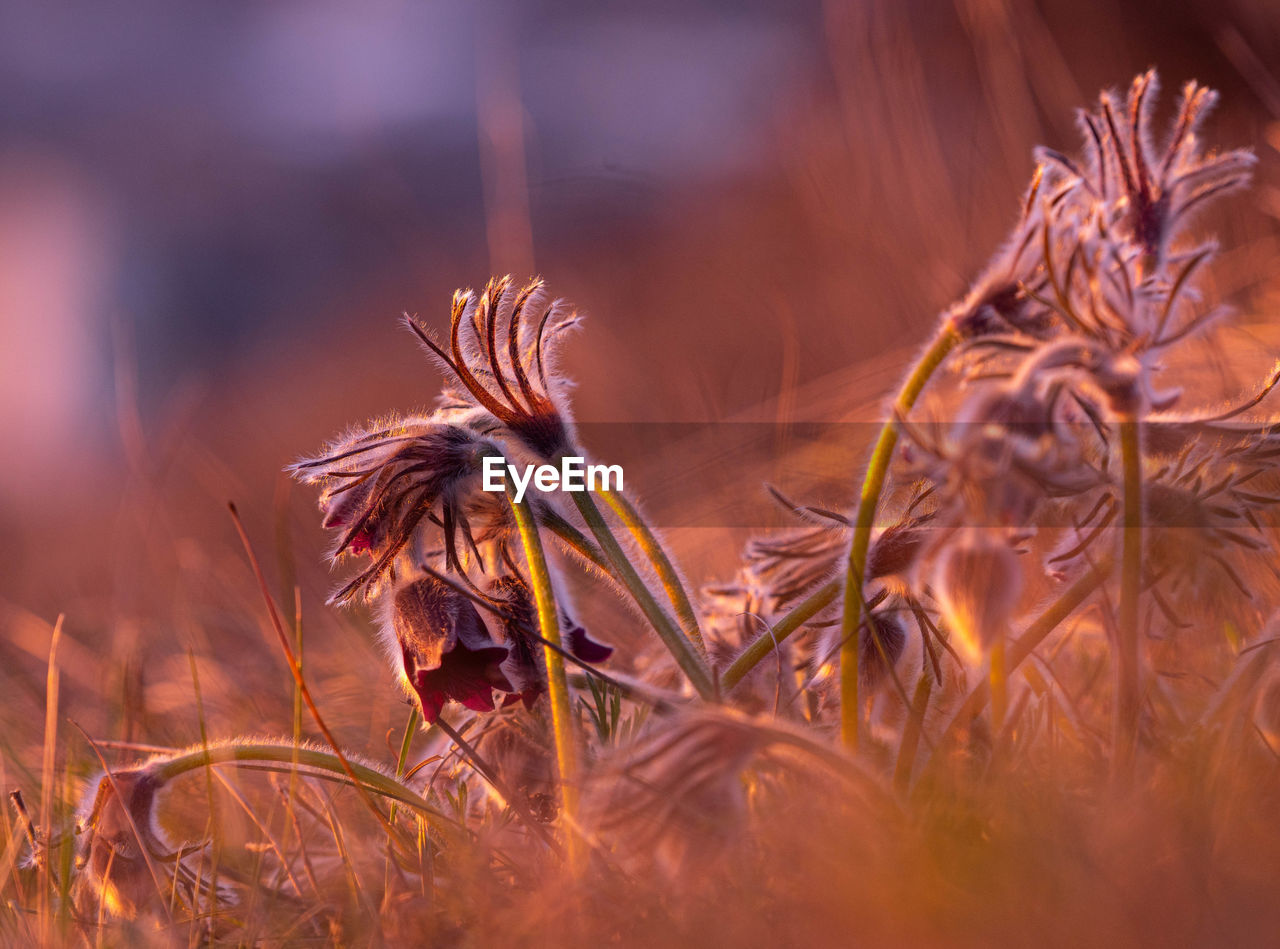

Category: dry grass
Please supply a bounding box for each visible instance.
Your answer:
[6,8,1280,947]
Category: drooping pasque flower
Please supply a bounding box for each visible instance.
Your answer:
[486,574,613,710]
[383,573,516,723]
[288,419,501,604]
[291,279,618,726]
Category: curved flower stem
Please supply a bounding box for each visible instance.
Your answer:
[598,488,707,657]
[569,491,715,699]
[1113,416,1143,779]
[722,579,839,691]
[507,490,582,867]
[840,322,961,749]
[146,742,464,837]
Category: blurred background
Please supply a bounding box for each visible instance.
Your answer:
[2,0,1280,744]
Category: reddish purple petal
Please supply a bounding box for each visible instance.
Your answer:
[567,624,613,664]
[416,688,447,724]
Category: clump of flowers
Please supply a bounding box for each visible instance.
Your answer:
[25,71,1280,942]
[288,282,622,730]
[707,70,1274,763]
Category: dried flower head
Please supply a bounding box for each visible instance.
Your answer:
[1040,71,1255,270]
[407,276,581,459]
[583,709,770,876]
[1135,451,1280,622]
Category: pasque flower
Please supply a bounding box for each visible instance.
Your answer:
[75,769,166,919]
[1039,71,1255,270]
[929,528,1024,663]
[73,767,236,920]
[289,420,501,604]
[487,574,613,709]
[383,573,516,723]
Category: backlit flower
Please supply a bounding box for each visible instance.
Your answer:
[487,574,613,710]
[289,420,500,604]
[383,574,515,723]
[406,276,581,459]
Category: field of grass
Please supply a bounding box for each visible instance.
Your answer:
[5,8,1280,947]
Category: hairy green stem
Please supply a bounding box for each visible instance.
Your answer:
[840,323,960,748]
[599,488,707,657]
[1114,417,1143,777]
[146,742,462,835]
[540,506,614,576]
[569,491,715,698]
[507,490,582,864]
[722,579,840,691]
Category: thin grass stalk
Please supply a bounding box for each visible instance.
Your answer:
[386,705,423,902]
[568,491,715,698]
[286,586,304,871]
[38,615,62,937]
[989,637,1009,735]
[1114,416,1143,778]
[840,323,960,748]
[507,489,582,867]
[0,795,32,908]
[723,579,840,691]
[390,706,420,823]
[894,671,934,794]
[292,588,304,749]
[598,488,707,657]
[227,503,409,845]
[186,649,222,925]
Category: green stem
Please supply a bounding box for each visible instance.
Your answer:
[569,491,715,699]
[989,636,1007,735]
[894,671,934,794]
[507,490,582,865]
[840,323,960,748]
[1114,416,1143,777]
[599,488,706,657]
[540,506,614,577]
[722,579,840,691]
[145,742,463,836]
